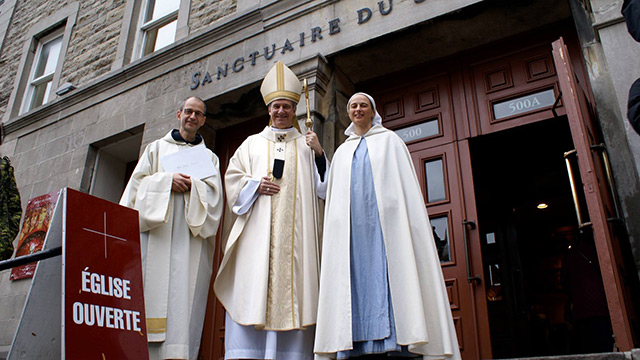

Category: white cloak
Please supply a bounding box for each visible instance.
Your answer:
[214,126,326,331]
[120,131,223,360]
[314,125,460,359]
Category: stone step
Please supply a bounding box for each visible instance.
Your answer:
[496,349,640,360]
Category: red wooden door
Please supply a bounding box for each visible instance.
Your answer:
[552,37,639,350]
[375,74,492,359]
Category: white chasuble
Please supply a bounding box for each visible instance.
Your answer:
[267,134,299,329]
[120,131,223,360]
[315,125,460,360]
[215,126,326,332]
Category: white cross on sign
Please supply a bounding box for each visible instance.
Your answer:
[82,212,128,259]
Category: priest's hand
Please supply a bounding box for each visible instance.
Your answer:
[260,176,280,196]
[172,173,192,192]
[305,130,323,156]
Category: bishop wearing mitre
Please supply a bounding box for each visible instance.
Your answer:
[214,61,329,360]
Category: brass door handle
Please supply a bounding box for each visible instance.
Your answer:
[564,150,592,229]
[590,144,621,221]
[463,220,481,284]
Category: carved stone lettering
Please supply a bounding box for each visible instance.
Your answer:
[329,18,340,35]
[358,8,372,24]
[379,0,392,15]
[202,72,212,85]
[190,72,200,90]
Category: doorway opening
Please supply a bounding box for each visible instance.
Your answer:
[86,125,144,204]
[469,118,614,358]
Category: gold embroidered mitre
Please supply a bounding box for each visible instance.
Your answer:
[260,61,302,105]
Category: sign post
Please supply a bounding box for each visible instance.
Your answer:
[9,188,149,359]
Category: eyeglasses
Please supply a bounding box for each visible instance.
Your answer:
[182,108,205,119]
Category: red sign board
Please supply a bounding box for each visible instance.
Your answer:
[62,188,148,359]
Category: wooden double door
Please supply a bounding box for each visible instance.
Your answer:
[200,37,638,359]
[368,37,638,358]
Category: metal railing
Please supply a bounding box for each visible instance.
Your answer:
[0,247,62,272]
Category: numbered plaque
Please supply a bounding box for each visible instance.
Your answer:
[394,118,440,143]
[493,89,555,120]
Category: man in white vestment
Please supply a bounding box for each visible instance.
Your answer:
[120,96,223,360]
[214,61,328,360]
[314,93,461,360]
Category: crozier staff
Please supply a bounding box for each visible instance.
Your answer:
[314,93,461,359]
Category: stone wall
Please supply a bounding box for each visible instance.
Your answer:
[0,2,125,355]
[0,0,239,122]
[0,1,72,120]
[60,0,126,88]
[190,0,237,34]
[585,0,640,279]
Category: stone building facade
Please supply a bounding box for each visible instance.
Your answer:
[0,0,639,359]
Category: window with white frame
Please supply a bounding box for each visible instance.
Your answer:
[114,0,188,66]
[2,2,77,123]
[20,28,64,114]
[140,0,179,56]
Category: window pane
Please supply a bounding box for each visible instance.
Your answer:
[144,20,177,55]
[146,0,179,22]
[30,80,53,108]
[424,158,446,203]
[153,20,176,52]
[34,36,62,78]
[430,216,450,263]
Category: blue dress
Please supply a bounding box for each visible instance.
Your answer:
[337,138,416,359]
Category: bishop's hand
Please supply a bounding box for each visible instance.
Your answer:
[305,130,323,156]
[260,176,280,196]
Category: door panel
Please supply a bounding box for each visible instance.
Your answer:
[409,143,486,358]
[377,74,456,150]
[469,45,565,136]
[552,37,639,350]
[456,139,492,358]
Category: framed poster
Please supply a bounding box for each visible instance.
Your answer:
[10,191,60,280]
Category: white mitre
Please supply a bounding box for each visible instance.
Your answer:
[260,61,302,105]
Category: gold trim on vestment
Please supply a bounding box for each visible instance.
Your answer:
[265,134,299,330]
[146,317,167,333]
[267,139,273,181]
[290,143,298,327]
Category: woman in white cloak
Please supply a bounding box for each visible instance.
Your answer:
[314,93,461,360]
